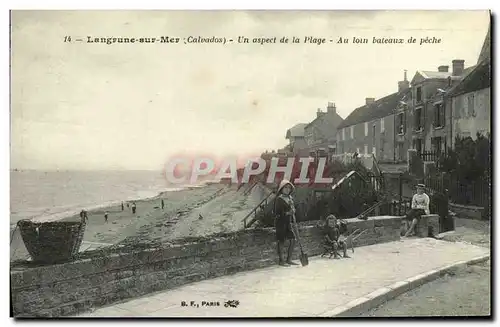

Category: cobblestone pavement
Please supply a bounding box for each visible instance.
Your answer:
[78,238,489,317]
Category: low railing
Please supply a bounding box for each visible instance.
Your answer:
[449,178,490,208]
[243,191,275,228]
[420,150,447,162]
[424,173,490,208]
[243,180,259,196]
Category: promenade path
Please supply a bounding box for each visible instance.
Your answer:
[78,238,489,317]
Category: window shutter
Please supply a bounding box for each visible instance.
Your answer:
[441,105,445,127]
[434,105,438,126]
[421,107,425,130]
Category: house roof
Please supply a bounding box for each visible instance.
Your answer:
[337,89,411,129]
[285,123,307,139]
[411,67,472,86]
[447,59,491,97]
[304,111,343,130]
[478,23,491,64]
[304,115,321,130]
[419,71,453,79]
[303,111,344,144]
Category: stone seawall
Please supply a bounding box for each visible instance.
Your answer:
[11,215,438,317]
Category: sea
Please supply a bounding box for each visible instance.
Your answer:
[10,170,214,227]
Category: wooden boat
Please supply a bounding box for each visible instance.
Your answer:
[17,218,87,264]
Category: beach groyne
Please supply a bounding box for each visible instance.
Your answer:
[11,214,438,317]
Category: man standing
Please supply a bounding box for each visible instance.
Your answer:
[274,179,298,266]
[132,202,137,214]
[161,199,165,210]
[403,184,430,237]
[104,212,109,223]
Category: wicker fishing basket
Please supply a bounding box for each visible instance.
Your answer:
[17,219,87,264]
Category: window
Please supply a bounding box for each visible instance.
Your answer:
[431,137,443,153]
[434,103,445,128]
[467,94,476,117]
[414,107,423,131]
[397,113,406,135]
[350,126,354,139]
[413,139,423,155]
[364,145,368,155]
[416,86,422,102]
[342,128,345,141]
[380,117,385,133]
[364,122,368,136]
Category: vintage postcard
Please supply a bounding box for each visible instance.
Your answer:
[10,10,491,318]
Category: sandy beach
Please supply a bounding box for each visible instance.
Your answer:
[10,182,272,261]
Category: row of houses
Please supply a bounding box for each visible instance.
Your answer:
[278,24,491,172]
[284,101,344,157]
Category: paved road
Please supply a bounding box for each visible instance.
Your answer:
[362,218,491,317]
[361,260,490,317]
[78,238,489,317]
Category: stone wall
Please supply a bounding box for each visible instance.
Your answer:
[11,215,438,317]
[415,214,440,237]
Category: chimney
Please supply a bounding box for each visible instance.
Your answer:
[327,102,336,114]
[398,69,410,92]
[438,65,449,72]
[316,108,323,118]
[452,59,465,76]
[365,98,375,105]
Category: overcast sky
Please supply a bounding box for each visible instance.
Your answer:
[10,10,490,170]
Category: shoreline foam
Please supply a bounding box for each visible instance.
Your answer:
[10,180,217,228]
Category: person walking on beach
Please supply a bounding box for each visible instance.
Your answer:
[161,199,165,210]
[403,184,430,237]
[274,179,298,266]
[132,202,137,214]
[121,202,124,211]
[126,202,130,208]
[104,211,109,223]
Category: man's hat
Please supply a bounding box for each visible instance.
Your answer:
[417,183,425,188]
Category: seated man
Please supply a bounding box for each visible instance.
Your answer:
[323,215,350,259]
[403,183,430,237]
